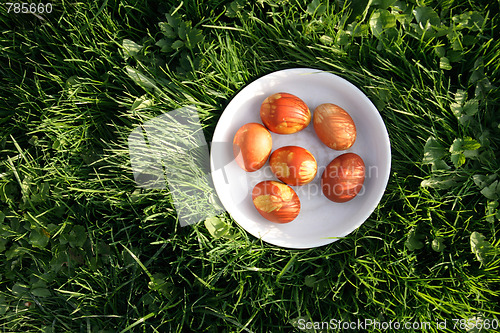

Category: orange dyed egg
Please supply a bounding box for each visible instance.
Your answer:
[321,153,365,203]
[252,180,301,223]
[260,92,311,134]
[233,123,272,172]
[269,146,317,186]
[313,103,356,150]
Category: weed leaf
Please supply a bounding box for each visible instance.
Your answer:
[470,232,492,265]
[405,228,424,251]
[423,136,445,163]
[369,9,396,37]
[431,238,446,252]
[204,217,229,239]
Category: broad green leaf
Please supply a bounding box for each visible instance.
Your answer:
[158,22,176,38]
[12,283,30,297]
[28,135,39,146]
[473,174,497,189]
[451,153,465,168]
[29,228,50,248]
[164,13,180,30]
[31,288,51,297]
[453,11,484,31]
[31,278,47,290]
[68,225,87,248]
[463,149,478,159]
[177,21,187,41]
[336,30,350,46]
[470,232,492,265]
[480,180,500,200]
[450,137,480,155]
[131,96,153,111]
[458,114,472,126]
[447,50,463,62]
[462,99,479,116]
[431,237,446,252]
[431,160,450,171]
[186,28,203,50]
[486,201,499,223]
[439,57,452,70]
[369,9,396,37]
[125,67,157,90]
[413,7,440,27]
[420,176,456,189]
[0,238,6,253]
[306,0,321,15]
[0,210,5,223]
[122,39,142,60]
[461,137,481,151]
[422,136,446,163]
[449,138,462,154]
[171,40,185,50]
[346,22,369,37]
[372,0,396,8]
[469,12,484,31]
[455,89,467,104]
[50,251,67,272]
[405,228,424,251]
[0,183,18,203]
[5,244,29,260]
[451,36,463,51]
[434,46,445,57]
[463,34,476,45]
[470,57,485,83]
[304,275,316,287]
[320,35,334,45]
[155,38,172,52]
[0,295,8,315]
[225,0,245,17]
[204,217,229,239]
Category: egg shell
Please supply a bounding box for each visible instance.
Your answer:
[269,146,317,186]
[260,92,311,134]
[313,103,356,150]
[252,180,301,223]
[233,123,272,172]
[321,153,365,203]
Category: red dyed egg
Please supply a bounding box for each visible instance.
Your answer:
[233,123,272,172]
[321,153,365,203]
[260,92,311,134]
[313,103,356,150]
[252,180,301,223]
[269,146,317,186]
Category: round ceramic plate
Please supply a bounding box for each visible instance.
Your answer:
[210,68,391,249]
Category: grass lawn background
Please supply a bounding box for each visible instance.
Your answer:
[1,0,499,332]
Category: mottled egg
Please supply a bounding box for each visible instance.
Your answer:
[260,92,311,134]
[269,146,317,186]
[233,123,272,172]
[313,103,356,150]
[252,180,301,223]
[321,153,365,203]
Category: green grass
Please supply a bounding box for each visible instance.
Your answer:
[1,0,499,332]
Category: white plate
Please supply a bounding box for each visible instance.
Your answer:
[210,68,391,249]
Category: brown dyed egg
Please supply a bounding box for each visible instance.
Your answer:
[233,123,272,172]
[252,180,301,223]
[313,103,356,150]
[321,153,365,203]
[260,92,311,134]
[269,146,317,186]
